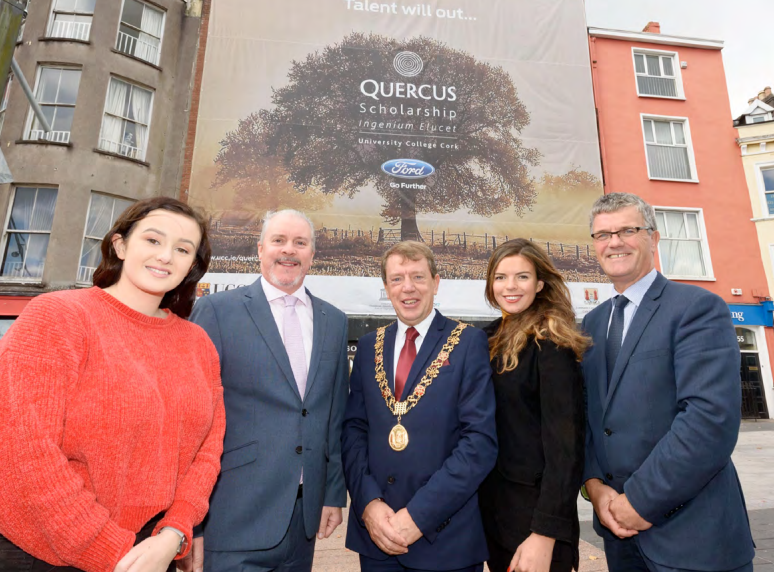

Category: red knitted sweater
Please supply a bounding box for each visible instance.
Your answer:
[0,287,225,572]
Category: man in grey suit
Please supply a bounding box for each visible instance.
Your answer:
[186,209,349,572]
[582,193,754,572]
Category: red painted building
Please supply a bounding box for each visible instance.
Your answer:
[589,22,773,418]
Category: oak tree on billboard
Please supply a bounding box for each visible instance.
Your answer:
[214,33,540,240]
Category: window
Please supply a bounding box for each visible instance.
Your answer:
[116,0,165,66]
[25,67,81,143]
[0,74,11,136]
[642,117,696,181]
[633,50,681,98]
[47,0,95,41]
[655,209,712,279]
[747,112,773,125]
[98,77,153,161]
[78,193,134,283]
[0,187,58,280]
[761,167,774,216]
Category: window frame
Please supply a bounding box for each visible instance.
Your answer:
[754,161,774,219]
[23,65,82,144]
[654,206,715,281]
[114,0,166,66]
[632,48,685,100]
[0,186,59,283]
[98,76,155,161]
[0,73,12,137]
[640,113,699,183]
[46,0,95,42]
[77,192,135,284]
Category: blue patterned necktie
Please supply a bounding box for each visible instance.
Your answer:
[606,295,629,389]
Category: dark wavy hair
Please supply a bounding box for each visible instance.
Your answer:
[92,197,211,318]
[485,238,590,372]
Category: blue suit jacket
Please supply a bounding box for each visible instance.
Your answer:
[582,272,754,570]
[341,312,497,569]
[190,279,349,551]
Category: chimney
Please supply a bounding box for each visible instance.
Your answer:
[765,87,772,97]
[759,90,767,101]
[642,22,661,34]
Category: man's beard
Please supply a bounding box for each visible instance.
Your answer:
[266,257,306,289]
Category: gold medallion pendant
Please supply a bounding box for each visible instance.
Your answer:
[373,321,468,452]
[389,423,409,451]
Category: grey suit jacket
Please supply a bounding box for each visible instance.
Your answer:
[190,278,349,551]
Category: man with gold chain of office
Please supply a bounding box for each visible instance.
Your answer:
[341,241,498,572]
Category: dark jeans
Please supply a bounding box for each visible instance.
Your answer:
[0,514,175,572]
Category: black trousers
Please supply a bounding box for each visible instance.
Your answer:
[0,514,175,572]
[485,533,575,572]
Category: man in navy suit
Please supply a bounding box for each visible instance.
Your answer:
[582,193,754,572]
[341,241,498,572]
[187,210,349,572]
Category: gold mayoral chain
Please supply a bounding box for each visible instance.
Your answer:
[374,321,468,451]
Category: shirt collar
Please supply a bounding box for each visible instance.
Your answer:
[260,276,309,306]
[616,268,658,308]
[397,309,436,340]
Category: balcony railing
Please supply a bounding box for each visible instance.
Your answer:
[29,129,71,143]
[99,138,142,160]
[77,265,96,284]
[116,30,160,66]
[50,19,92,41]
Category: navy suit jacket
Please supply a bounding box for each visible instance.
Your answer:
[341,312,498,569]
[190,279,349,551]
[582,272,754,570]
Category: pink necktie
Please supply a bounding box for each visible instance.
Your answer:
[283,295,307,398]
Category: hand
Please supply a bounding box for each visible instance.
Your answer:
[585,479,638,539]
[177,536,203,572]
[318,506,343,539]
[389,508,422,546]
[609,493,652,532]
[509,532,555,572]
[362,499,408,555]
[114,529,179,572]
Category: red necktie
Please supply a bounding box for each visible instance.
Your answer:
[395,327,419,401]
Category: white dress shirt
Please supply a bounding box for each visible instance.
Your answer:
[392,309,436,387]
[607,268,658,342]
[261,276,313,371]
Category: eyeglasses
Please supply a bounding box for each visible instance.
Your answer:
[590,226,653,242]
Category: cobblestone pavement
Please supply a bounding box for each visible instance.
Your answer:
[313,420,774,571]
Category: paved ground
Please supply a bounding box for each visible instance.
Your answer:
[313,419,774,571]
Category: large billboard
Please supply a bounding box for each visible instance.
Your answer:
[188,0,610,318]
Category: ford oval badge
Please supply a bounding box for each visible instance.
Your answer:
[381,159,435,179]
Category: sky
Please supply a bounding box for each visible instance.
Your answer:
[584,0,772,118]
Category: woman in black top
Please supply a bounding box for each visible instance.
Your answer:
[479,239,589,572]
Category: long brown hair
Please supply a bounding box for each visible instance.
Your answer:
[92,197,211,318]
[485,239,589,372]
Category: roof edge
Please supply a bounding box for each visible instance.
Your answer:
[588,27,724,50]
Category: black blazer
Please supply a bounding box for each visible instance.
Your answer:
[479,319,585,565]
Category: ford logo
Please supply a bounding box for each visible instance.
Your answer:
[381,159,435,179]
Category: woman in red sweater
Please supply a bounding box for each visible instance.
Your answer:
[0,197,226,572]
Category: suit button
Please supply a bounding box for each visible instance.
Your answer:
[387,476,395,485]
[605,473,613,481]
[302,409,308,417]
[604,428,612,436]
[436,526,442,532]
[295,446,302,454]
